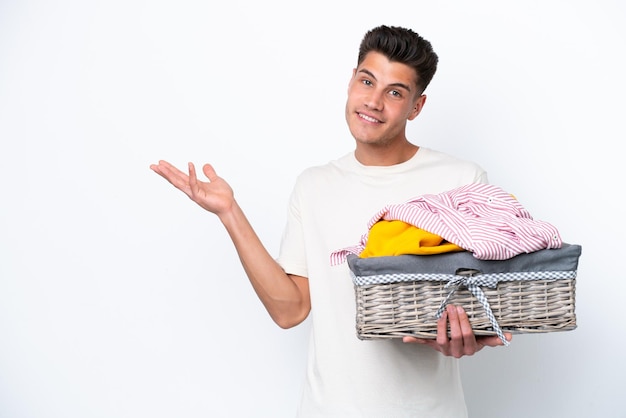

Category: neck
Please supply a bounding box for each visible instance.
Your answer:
[354,142,419,166]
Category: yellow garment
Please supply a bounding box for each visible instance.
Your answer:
[360,220,464,258]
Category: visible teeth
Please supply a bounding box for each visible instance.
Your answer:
[359,113,379,123]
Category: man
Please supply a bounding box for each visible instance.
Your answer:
[151,25,511,417]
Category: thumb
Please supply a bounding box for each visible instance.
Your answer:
[202,163,218,182]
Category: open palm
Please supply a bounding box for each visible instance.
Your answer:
[150,160,234,216]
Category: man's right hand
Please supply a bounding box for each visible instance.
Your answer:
[150,160,235,216]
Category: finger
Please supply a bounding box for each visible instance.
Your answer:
[446,304,462,339]
[151,162,192,194]
[202,163,218,182]
[404,336,440,353]
[188,162,200,194]
[403,336,429,344]
[152,160,184,177]
[435,309,450,355]
[456,306,478,356]
[446,305,464,357]
[155,159,174,169]
[150,161,172,178]
[477,333,513,348]
[456,306,474,341]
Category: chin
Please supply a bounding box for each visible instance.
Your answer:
[349,125,378,144]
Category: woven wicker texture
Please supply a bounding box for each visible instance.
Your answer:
[354,278,576,340]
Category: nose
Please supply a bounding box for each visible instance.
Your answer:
[364,89,384,110]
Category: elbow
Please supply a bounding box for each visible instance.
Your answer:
[276,320,303,330]
[272,308,309,330]
[265,275,311,329]
[276,319,298,330]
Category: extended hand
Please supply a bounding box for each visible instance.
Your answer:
[402,305,512,358]
[150,160,235,216]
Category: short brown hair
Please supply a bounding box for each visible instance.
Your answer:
[358,25,439,94]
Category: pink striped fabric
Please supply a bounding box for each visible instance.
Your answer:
[330,183,562,265]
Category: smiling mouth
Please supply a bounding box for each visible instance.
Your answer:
[358,113,381,123]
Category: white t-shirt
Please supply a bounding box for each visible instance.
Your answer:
[277,147,488,418]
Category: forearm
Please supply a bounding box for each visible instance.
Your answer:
[218,201,310,328]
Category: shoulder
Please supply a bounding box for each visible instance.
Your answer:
[294,152,354,184]
[419,147,478,165]
[417,147,488,183]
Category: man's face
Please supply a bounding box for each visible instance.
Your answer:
[345,51,425,148]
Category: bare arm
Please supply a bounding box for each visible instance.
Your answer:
[150,160,311,328]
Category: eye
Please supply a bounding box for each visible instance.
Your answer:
[390,90,402,98]
[361,79,373,86]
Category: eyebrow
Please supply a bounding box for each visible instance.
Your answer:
[358,68,412,93]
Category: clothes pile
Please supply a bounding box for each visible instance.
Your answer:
[331,183,563,264]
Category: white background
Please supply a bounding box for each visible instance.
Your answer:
[1,1,624,417]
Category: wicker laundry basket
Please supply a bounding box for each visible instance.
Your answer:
[346,243,581,343]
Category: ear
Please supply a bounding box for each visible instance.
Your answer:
[408,94,427,121]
